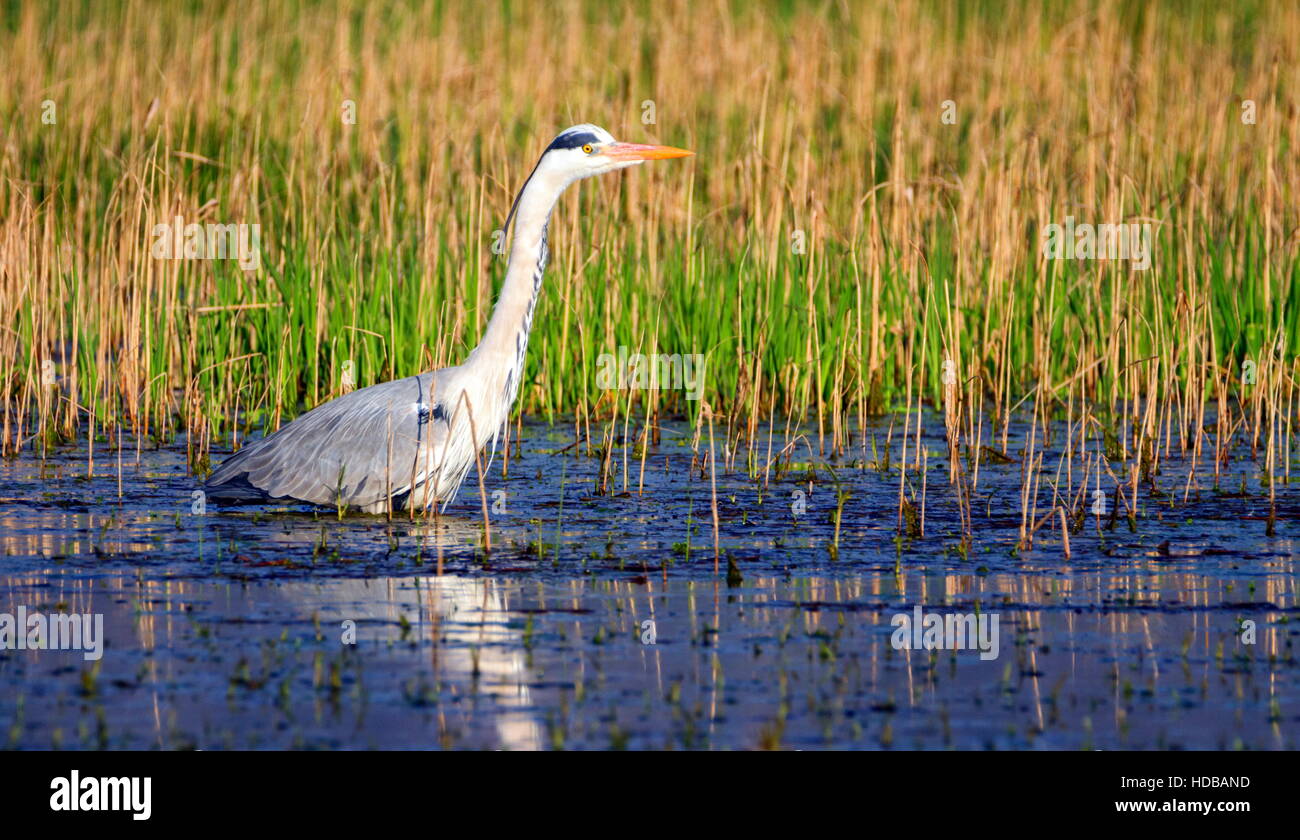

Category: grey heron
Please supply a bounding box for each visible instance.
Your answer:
[204,124,692,513]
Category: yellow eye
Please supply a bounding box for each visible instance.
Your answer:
[582,143,594,154]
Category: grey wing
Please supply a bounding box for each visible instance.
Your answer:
[205,373,450,510]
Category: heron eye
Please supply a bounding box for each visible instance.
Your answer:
[582,143,594,155]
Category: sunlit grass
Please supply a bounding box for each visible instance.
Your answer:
[0,0,1296,485]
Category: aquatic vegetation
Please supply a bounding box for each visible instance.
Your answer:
[2,1,1297,485]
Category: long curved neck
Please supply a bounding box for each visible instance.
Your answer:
[463,163,569,424]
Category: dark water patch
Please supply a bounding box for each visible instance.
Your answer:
[0,416,1296,748]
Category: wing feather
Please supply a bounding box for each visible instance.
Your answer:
[206,373,453,510]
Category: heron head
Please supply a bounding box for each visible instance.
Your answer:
[502,124,693,236]
[541,124,693,181]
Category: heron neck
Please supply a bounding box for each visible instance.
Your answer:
[464,166,568,411]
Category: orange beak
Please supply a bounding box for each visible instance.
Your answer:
[604,142,694,161]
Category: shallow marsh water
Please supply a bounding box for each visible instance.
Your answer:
[0,417,1296,749]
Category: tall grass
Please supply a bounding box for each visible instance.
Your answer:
[1,0,1296,480]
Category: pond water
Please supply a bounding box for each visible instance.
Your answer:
[0,417,1295,749]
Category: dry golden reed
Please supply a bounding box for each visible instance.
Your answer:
[0,0,1296,484]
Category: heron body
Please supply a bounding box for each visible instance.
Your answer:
[205,124,692,513]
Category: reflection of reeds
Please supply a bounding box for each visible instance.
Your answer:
[1,1,1296,534]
